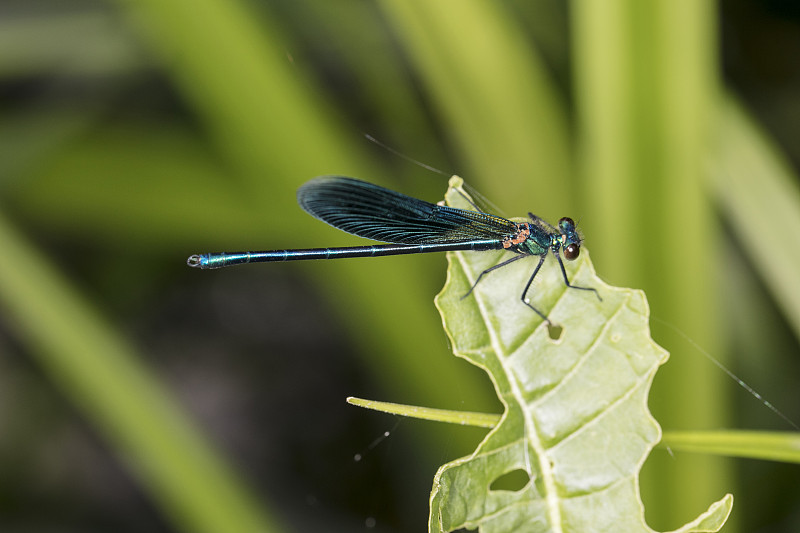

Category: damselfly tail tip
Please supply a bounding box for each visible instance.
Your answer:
[187,254,203,268]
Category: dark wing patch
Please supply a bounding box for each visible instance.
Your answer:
[297,176,517,245]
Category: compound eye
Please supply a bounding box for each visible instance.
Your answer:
[564,243,580,260]
[559,217,575,229]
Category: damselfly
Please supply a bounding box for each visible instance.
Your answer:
[187,176,601,322]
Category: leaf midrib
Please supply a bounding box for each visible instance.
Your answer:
[455,249,564,533]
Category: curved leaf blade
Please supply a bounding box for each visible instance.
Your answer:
[430,177,731,532]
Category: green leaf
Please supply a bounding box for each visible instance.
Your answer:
[428,177,732,532]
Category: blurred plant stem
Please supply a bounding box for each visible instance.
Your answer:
[572,0,732,529]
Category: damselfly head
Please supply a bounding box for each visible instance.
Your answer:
[558,217,581,260]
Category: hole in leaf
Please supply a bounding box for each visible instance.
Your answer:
[547,323,563,340]
[489,469,530,492]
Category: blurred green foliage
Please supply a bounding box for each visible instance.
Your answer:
[0,0,799,532]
